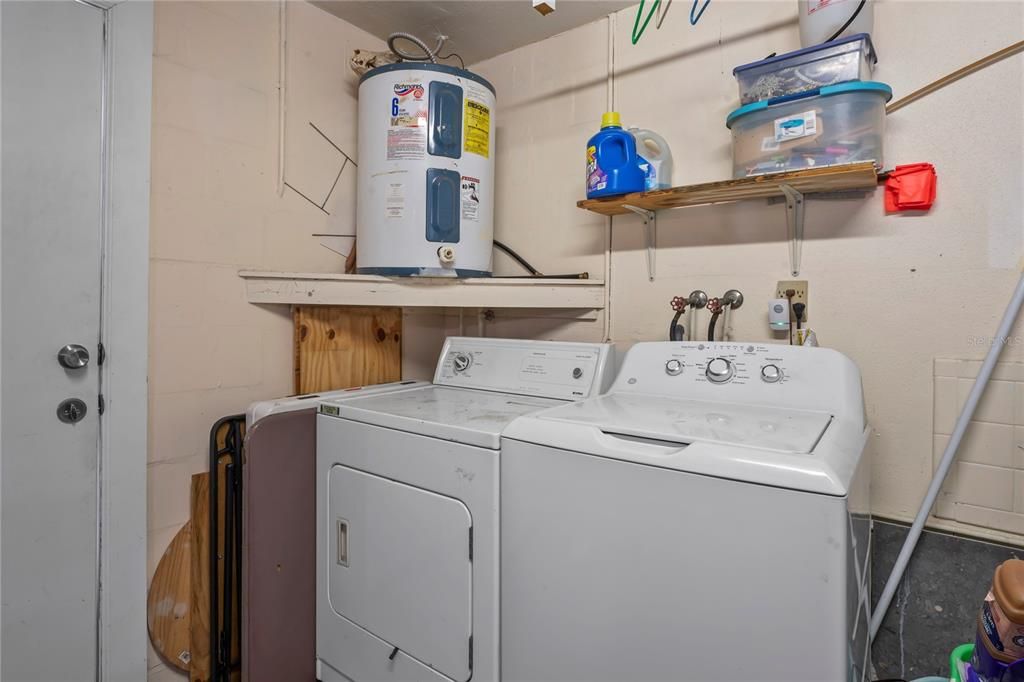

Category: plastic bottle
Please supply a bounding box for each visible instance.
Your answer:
[972,559,1024,681]
[798,0,874,47]
[586,112,646,199]
[630,127,673,190]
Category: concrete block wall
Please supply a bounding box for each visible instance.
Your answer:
[147,3,383,679]
[934,359,1024,534]
[470,0,1024,545]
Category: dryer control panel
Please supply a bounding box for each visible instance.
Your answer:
[612,341,864,425]
[435,337,614,400]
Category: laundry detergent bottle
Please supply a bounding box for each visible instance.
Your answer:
[586,112,646,199]
[630,127,673,190]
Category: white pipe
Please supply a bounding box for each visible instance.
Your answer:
[869,271,1024,640]
[601,12,615,342]
[276,0,286,196]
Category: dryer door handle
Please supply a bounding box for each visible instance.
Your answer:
[336,518,350,567]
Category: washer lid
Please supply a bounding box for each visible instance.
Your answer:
[545,393,832,454]
[325,385,562,449]
[504,392,868,496]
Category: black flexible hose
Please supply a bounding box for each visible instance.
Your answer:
[825,0,866,43]
[494,240,541,275]
[669,311,685,341]
[493,274,590,279]
[492,240,589,279]
[707,311,721,341]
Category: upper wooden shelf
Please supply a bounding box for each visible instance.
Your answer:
[239,271,605,310]
[577,162,880,216]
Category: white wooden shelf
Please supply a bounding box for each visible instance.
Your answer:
[239,271,606,311]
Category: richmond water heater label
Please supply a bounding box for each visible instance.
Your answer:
[387,82,427,160]
[461,176,481,221]
[464,99,490,158]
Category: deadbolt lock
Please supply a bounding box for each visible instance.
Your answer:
[56,398,87,424]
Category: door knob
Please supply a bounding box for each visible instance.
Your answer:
[57,344,90,369]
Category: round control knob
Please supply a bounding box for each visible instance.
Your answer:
[705,358,734,383]
[572,367,584,379]
[760,364,783,384]
[452,353,472,373]
[665,359,683,376]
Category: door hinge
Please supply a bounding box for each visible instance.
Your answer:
[468,527,473,562]
[97,341,106,366]
[98,393,105,416]
[468,635,473,670]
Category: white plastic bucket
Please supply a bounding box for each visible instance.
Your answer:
[798,0,873,47]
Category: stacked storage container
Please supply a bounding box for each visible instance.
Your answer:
[725,34,892,177]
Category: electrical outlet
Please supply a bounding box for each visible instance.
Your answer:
[775,280,809,322]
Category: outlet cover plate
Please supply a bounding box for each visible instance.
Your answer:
[776,280,808,322]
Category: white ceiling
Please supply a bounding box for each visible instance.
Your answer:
[313,0,633,66]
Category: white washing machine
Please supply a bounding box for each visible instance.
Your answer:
[501,341,872,682]
[316,337,614,682]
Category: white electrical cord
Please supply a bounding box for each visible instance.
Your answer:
[869,271,1024,640]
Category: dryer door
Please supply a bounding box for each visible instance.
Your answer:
[327,465,473,681]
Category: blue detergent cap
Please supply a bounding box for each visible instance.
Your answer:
[725,81,893,129]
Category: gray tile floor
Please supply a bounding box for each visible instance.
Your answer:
[871,520,1022,679]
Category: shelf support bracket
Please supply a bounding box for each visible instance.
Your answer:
[622,204,657,281]
[778,184,804,277]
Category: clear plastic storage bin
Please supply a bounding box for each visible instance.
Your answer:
[733,33,876,105]
[725,81,892,178]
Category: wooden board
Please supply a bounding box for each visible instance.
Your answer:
[294,306,402,394]
[239,272,606,310]
[189,473,211,682]
[148,521,192,672]
[576,162,880,216]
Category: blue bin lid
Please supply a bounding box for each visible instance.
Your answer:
[725,81,893,129]
[732,33,877,76]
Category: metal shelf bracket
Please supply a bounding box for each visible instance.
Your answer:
[778,184,804,277]
[622,204,657,281]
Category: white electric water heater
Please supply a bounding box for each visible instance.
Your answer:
[356,64,496,277]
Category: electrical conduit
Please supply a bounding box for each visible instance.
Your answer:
[870,270,1024,641]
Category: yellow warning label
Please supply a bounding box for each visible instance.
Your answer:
[464,99,490,158]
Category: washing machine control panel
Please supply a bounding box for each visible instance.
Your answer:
[612,341,863,420]
[434,337,614,400]
[647,343,787,388]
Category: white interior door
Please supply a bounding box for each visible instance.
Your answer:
[2,2,106,679]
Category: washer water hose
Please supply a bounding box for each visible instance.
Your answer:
[669,296,687,341]
[387,32,446,64]
[869,271,1024,641]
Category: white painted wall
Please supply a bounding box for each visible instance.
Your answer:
[469,0,1024,544]
[147,3,384,679]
